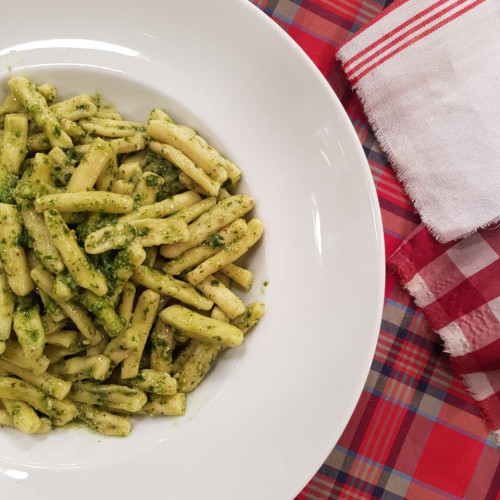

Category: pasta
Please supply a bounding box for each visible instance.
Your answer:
[0,76,265,437]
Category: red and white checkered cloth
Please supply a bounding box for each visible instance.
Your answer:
[387,225,500,442]
[336,0,500,441]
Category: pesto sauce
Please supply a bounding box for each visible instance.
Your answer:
[0,171,19,204]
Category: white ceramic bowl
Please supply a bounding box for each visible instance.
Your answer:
[0,1,384,498]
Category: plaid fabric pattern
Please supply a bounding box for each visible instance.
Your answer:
[388,225,500,439]
[248,0,500,498]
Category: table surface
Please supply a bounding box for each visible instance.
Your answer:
[248,0,500,499]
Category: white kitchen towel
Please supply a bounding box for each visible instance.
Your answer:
[336,0,500,243]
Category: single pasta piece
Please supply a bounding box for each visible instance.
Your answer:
[12,296,46,359]
[59,118,87,140]
[0,113,28,174]
[117,160,142,183]
[175,340,224,393]
[27,132,51,152]
[110,243,146,303]
[35,191,134,214]
[149,318,175,373]
[0,268,15,341]
[117,281,136,321]
[95,107,122,120]
[112,179,135,195]
[212,271,230,288]
[120,289,160,379]
[74,402,131,437]
[18,204,65,274]
[118,190,201,223]
[68,381,147,413]
[43,209,108,296]
[84,222,135,254]
[0,94,24,116]
[178,172,210,196]
[31,152,53,183]
[0,167,19,204]
[111,134,147,154]
[231,302,266,334]
[79,117,146,138]
[96,149,118,191]
[84,217,188,254]
[132,218,189,247]
[36,83,57,102]
[53,272,75,301]
[76,290,127,337]
[132,171,164,206]
[169,196,216,224]
[1,398,42,434]
[65,137,116,192]
[14,178,58,201]
[45,329,79,348]
[219,263,254,291]
[41,315,71,336]
[127,369,178,396]
[211,305,230,323]
[131,265,213,311]
[49,355,111,381]
[50,94,98,121]
[160,304,243,347]
[144,246,158,268]
[0,203,35,296]
[195,277,246,320]
[39,290,67,323]
[139,393,186,417]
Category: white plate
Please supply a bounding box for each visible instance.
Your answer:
[0,1,384,498]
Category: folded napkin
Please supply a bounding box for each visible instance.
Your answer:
[388,224,500,441]
[336,0,500,244]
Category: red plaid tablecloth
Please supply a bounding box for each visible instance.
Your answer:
[249,0,500,498]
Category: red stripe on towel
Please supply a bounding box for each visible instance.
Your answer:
[348,0,487,83]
